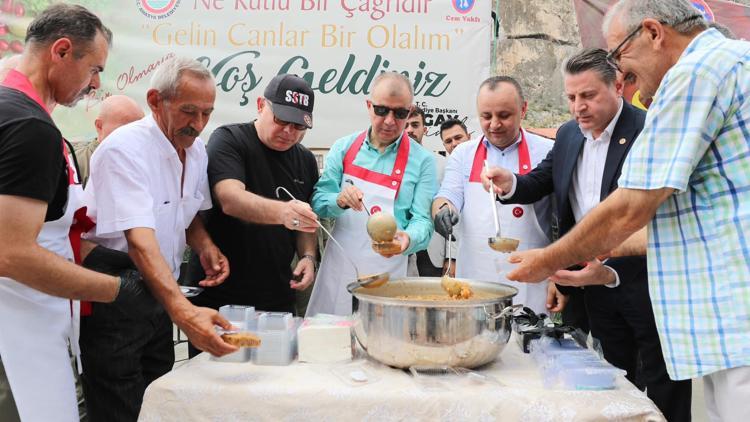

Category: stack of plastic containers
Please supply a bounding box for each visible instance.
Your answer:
[530,336,626,390]
[253,312,297,366]
[211,305,257,363]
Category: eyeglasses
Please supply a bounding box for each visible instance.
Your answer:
[605,15,703,71]
[265,101,307,131]
[605,25,643,71]
[370,102,410,120]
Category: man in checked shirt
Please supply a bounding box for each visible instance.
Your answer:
[488,1,750,421]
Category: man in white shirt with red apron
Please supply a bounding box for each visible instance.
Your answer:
[0,5,151,421]
[432,76,563,314]
[308,72,437,316]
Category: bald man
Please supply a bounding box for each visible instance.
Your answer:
[74,95,144,186]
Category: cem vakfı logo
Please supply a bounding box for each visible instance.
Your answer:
[452,0,476,15]
[137,0,181,20]
[691,0,715,22]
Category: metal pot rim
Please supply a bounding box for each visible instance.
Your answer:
[350,277,518,308]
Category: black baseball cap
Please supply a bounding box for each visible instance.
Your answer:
[264,74,314,129]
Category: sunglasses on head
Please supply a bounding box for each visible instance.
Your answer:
[371,103,410,120]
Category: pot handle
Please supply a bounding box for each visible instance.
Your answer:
[485,304,523,321]
[346,281,361,293]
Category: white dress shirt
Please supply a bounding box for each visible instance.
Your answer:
[570,99,623,222]
[83,114,212,279]
[437,129,554,241]
[501,102,624,287]
[571,99,624,287]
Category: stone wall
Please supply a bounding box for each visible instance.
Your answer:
[492,0,580,128]
[491,0,750,128]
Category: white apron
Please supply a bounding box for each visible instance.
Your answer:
[0,72,81,422]
[0,146,83,422]
[455,132,550,314]
[307,132,410,316]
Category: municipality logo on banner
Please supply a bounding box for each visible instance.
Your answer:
[691,0,715,21]
[137,0,181,19]
[452,0,476,14]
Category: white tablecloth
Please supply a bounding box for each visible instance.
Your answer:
[139,337,665,421]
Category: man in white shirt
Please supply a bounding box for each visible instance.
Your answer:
[432,76,559,314]
[483,49,691,420]
[80,57,236,421]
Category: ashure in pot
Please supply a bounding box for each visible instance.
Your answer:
[349,277,518,369]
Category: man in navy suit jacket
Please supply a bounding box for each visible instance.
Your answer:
[485,49,691,421]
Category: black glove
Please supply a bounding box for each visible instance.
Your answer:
[82,245,136,274]
[83,246,158,315]
[434,206,459,240]
[113,269,158,315]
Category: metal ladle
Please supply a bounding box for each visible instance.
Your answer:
[484,160,520,253]
[274,186,389,289]
[438,205,472,298]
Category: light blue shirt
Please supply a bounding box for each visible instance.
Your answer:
[313,130,437,255]
[619,29,750,380]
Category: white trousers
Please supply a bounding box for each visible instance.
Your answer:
[703,365,750,422]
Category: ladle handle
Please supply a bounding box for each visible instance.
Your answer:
[345,179,370,216]
[315,219,361,276]
[484,160,501,236]
[275,186,362,277]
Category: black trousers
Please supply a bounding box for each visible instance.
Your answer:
[561,287,590,334]
[80,302,173,422]
[416,250,443,277]
[586,281,692,422]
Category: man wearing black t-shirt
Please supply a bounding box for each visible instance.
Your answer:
[0,5,150,421]
[187,74,319,355]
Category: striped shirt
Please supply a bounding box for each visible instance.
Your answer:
[619,29,750,380]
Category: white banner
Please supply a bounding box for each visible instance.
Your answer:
[6,0,491,153]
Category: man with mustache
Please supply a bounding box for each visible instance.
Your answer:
[308,72,436,316]
[185,74,319,351]
[431,76,560,315]
[79,57,235,421]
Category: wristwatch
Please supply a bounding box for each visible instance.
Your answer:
[300,254,318,271]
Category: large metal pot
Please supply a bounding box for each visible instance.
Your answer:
[349,277,517,369]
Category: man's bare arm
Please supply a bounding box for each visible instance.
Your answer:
[609,226,648,258]
[507,188,673,283]
[545,188,671,269]
[125,227,236,356]
[213,179,317,232]
[125,227,188,314]
[0,195,119,301]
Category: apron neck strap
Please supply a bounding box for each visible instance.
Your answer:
[1,70,52,115]
[343,131,410,195]
[469,130,531,182]
[2,70,69,182]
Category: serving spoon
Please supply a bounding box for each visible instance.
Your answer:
[484,160,520,253]
[436,204,469,297]
[275,186,390,289]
